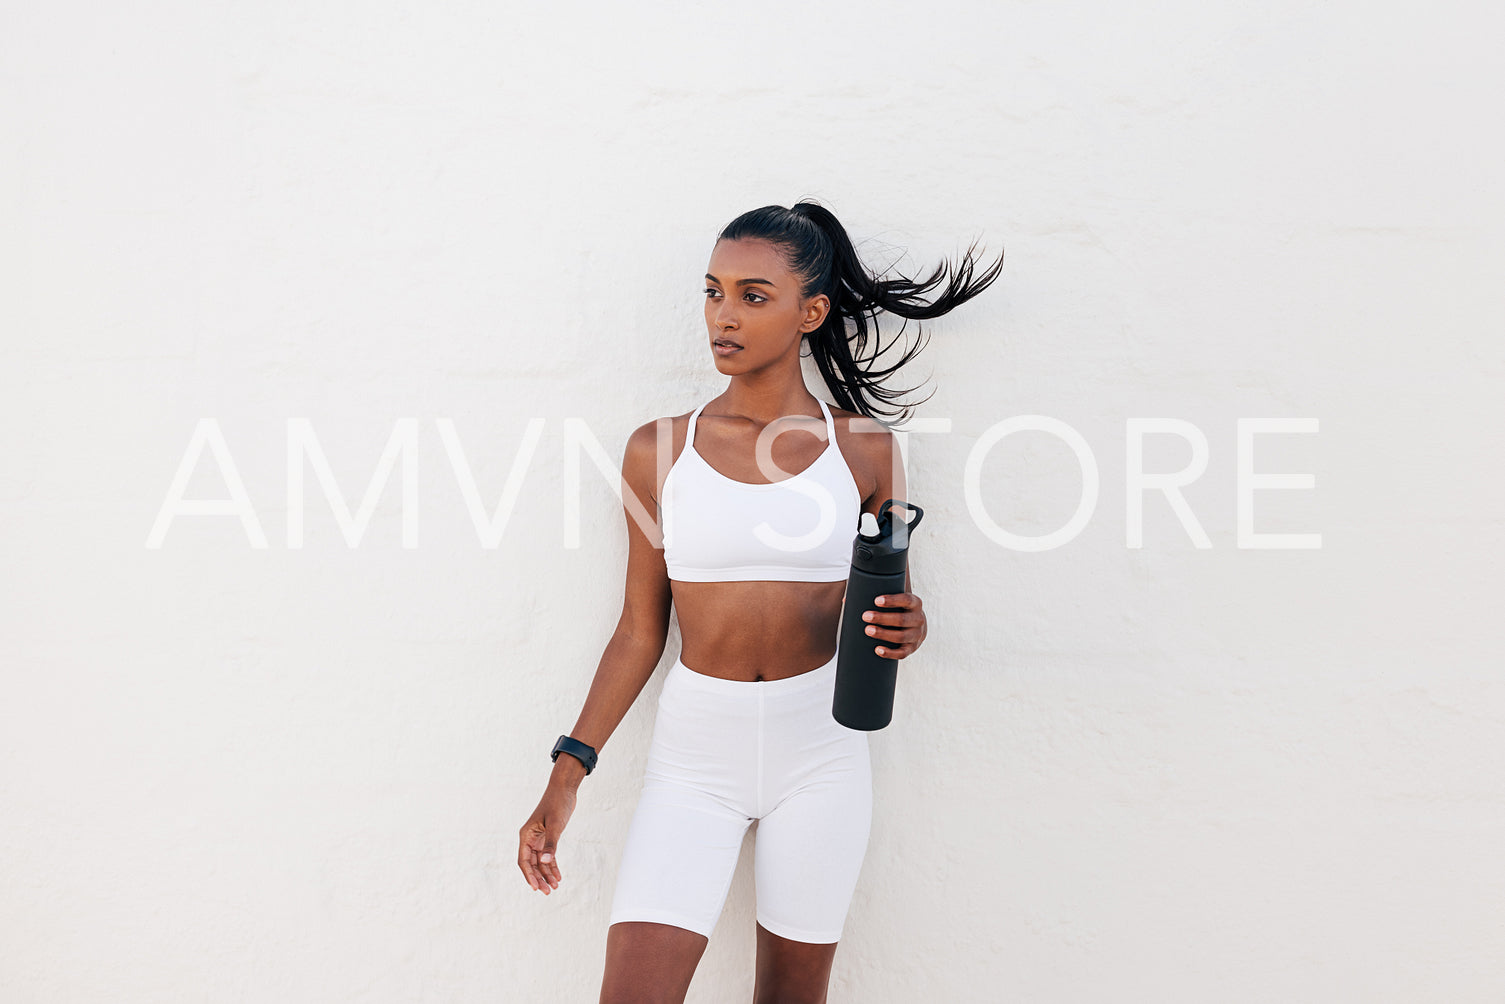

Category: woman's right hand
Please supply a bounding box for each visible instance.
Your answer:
[519,782,576,894]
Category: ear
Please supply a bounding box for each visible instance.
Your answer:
[799,293,832,333]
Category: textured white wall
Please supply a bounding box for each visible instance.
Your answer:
[4,1,1502,1001]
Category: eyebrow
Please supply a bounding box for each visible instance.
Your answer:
[705,274,775,287]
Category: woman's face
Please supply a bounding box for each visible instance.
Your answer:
[703,238,828,373]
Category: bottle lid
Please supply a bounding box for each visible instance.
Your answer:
[851,499,924,575]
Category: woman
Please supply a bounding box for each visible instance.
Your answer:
[518,201,1003,1003]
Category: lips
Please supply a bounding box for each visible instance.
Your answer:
[714,338,741,348]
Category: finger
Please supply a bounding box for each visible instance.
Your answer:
[532,854,551,894]
[863,623,915,643]
[517,834,537,890]
[874,593,916,609]
[874,642,912,659]
[863,610,916,629]
[522,830,552,892]
[540,839,563,890]
[518,847,540,892]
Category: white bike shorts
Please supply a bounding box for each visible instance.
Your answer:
[607,650,873,944]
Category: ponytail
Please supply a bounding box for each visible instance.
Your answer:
[717,200,1004,426]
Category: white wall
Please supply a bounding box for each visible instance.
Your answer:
[4,1,1502,1001]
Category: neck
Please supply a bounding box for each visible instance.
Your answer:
[715,378,822,428]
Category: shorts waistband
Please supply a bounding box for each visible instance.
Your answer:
[670,651,838,697]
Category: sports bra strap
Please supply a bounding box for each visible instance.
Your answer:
[661,396,860,583]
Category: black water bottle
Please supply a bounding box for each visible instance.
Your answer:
[832,499,924,731]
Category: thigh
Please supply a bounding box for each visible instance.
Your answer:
[600,921,707,1004]
[753,922,839,1004]
[753,734,873,945]
[608,778,753,938]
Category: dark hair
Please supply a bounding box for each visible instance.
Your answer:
[717,200,1004,426]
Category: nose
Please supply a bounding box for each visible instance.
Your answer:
[711,296,738,330]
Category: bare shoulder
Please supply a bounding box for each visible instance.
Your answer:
[627,409,699,447]
[827,403,900,503]
[623,412,693,502]
[828,403,898,458]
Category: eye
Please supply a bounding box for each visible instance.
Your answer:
[703,287,721,298]
[744,291,766,303]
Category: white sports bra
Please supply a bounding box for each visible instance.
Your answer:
[661,399,863,583]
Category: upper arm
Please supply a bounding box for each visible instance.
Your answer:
[862,424,913,593]
[617,419,673,645]
[862,426,907,525]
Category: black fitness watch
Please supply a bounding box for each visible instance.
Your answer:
[551,734,598,776]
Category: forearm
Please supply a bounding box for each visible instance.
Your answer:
[548,628,665,789]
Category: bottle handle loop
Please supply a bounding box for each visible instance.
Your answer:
[878,498,924,537]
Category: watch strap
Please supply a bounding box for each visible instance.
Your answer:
[551,734,597,776]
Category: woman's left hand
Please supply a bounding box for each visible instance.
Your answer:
[862,592,927,660]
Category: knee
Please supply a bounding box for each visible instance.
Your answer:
[752,985,828,1004]
[600,989,685,1004]
[599,972,692,1004]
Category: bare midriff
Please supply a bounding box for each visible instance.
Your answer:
[671,578,848,682]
